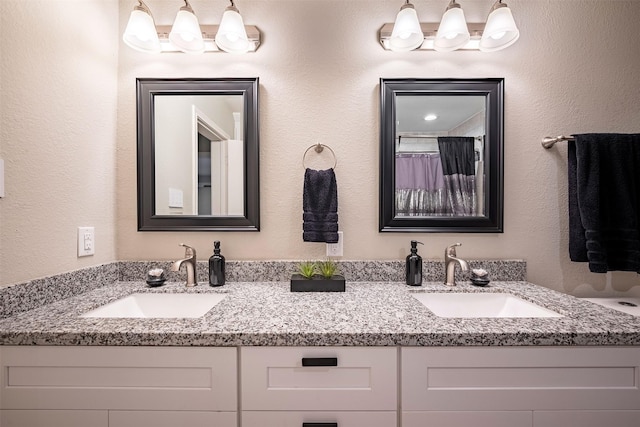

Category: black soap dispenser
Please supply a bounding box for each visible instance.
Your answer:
[209,241,226,287]
[406,240,424,286]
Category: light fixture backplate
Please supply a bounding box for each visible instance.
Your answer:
[380,22,484,51]
[156,24,261,52]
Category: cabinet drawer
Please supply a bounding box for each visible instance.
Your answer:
[0,346,237,411]
[1,410,108,427]
[109,411,237,427]
[241,347,397,411]
[242,411,397,427]
[402,347,640,411]
[402,411,532,427]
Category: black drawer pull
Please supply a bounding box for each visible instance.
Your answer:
[301,357,338,367]
[302,423,338,427]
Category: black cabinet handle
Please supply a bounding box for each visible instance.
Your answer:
[302,423,338,427]
[301,357,338,367]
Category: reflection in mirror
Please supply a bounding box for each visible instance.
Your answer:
[395,95,486,218]
[380,78,503,232]
[137,78,259,231]
[154,95,244,216]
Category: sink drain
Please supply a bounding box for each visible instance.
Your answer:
[618,301,638,307]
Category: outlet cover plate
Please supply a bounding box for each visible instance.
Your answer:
[78,227,95,257]
[326,231,343,257]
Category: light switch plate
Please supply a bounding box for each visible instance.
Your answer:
[78,227,95,257]
[168,188,183,208]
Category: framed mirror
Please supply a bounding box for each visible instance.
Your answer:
[380,78,503,232]
[137,78,259,231]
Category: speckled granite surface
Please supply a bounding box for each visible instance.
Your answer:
[117,259,527,283]
[1,280,639,347]
[2,260,525,319]
[0,263,117,318]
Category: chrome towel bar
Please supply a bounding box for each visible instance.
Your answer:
[541,135,575,149]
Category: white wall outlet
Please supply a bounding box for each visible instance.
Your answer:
[78,227,95,257]
[326,231,344,257]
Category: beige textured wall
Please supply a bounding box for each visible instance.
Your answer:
[117,0,640,297]
[2,1,640,297]
[0,0,119,286]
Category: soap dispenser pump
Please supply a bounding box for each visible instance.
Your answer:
[208,241,226,287]
[406,240,424,286]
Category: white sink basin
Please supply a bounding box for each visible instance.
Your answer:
[413,292,562,318]
[80,293,226,318]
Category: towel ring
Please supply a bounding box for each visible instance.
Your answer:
[302,143,337,170]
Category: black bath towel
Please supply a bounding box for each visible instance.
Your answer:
[568,133,640,273]
[303,168,339,243]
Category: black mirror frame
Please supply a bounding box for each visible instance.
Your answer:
[379,78,504,233]
[137,78,260,231]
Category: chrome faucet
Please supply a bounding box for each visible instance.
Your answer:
[444,243,469,286]
[171,243,197,287]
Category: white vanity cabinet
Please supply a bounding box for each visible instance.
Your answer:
[240,346,398,427]
[2,345,640,427]
[401,346,640,427]
[0,346,237,427]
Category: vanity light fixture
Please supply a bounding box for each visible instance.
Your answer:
[388,1,425,52]
[215,0,250,54]
[479,0,520,52]
[123,1,161,53]
[434,1,470,52]
[122,0,261,54]
[169,0,204,54]
[379,0,519,52]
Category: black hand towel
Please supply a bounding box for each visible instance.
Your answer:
[568,133,640,273]
[303,168,339,243]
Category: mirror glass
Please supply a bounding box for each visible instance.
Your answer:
[137,78,259,231]
[154,95,244,216]
[380,79,503,232]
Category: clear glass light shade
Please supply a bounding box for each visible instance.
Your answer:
[389,5,424,52]
[169,8,205,54]
[215,8,250,54]
[434,7,470,52]
[479,5,519,52]
[123,9,161,53]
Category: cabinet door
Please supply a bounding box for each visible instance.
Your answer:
[109,411,237,427]
[241,347,397,411]
[242,411,397,427]
[1,410,108,427]
[402,411,532,427]
[402,347,640,411]
[533,410,640,427]
[0,346,237,411]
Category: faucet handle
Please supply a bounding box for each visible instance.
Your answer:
[179,243,196,258]
[445,242,462,256]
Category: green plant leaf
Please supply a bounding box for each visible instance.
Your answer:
[297,261,317,279]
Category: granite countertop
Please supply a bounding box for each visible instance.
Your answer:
[1,280,639,347]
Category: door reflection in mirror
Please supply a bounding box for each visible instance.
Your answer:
[394,95,485,218]
[154,95,244,216]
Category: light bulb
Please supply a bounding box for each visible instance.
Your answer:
[388,2,424,52]
[434,1,470,52]
[479,1,519,52]
[490,31,506,40]
[169,1,205,54]
[123,1,161,53]
[215,3,250,54]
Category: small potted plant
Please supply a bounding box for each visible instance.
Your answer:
[290,259,345,292]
